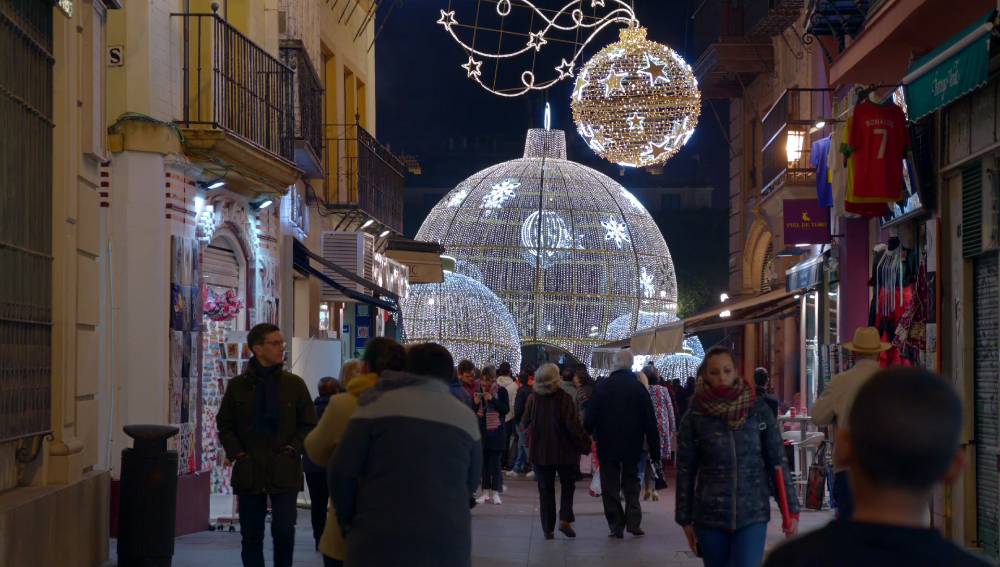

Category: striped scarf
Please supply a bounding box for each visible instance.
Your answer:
[693,377,755,430]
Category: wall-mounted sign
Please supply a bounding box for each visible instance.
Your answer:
[783,198,831,245]
[108,45,124,67]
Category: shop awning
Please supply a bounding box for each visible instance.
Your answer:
[384,236,445,284]
[904,11,995,121]
[684,289,800,334]
[596,320,685,356]
[292,240,399,312]
[786,254,825,292]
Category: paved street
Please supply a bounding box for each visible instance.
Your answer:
[111,474,833,566]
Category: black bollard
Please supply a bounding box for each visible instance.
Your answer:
[117,424,180,567]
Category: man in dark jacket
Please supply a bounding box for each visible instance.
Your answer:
[754,367,780,418]
[584,350,661,538]
[217,323,318,567]
[329,343,482,567]
[304,376,338,550]
[510,369,535,476]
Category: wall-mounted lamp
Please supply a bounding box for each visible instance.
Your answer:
[720,293,729,303]
[361,219,375,229]
[786,130,805,163]
[379,229,391,238]
[719,310,732,318]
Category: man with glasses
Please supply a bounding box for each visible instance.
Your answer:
[217,323,318,567]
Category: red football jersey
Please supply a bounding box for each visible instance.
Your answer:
[847,100,908,203]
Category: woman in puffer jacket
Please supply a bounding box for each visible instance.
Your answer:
[675,346,799,567]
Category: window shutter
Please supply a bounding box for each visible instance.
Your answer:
[964,162,984,258]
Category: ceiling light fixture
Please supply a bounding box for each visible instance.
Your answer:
[361,219,375,229]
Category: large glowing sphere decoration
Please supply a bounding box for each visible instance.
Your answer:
[571,26,700,168]
[416,128,677,368]
[401,271,522,371]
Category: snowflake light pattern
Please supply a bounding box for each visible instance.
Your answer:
[639,267,655,298]
[602,216,631,248]
[482,179,520,214]
[447,188,470,208]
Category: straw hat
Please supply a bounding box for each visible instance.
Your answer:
[842,326,891,354]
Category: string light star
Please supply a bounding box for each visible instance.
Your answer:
[626,111,645,131]
[599,68,628,98]
[638,54,670,86]
[437,9,457,28]
[591,0,606,6]
[461,55,483,78]
[644,138,671,160]
[572,71,590,101]
[556,59,575,80]
[527,31,548,52]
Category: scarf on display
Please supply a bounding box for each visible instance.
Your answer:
[693,377,755,430]
[480,382,503,432]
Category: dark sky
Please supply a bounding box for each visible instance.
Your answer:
[373,0,730,205]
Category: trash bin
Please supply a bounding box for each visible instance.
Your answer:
[117,424,179,567]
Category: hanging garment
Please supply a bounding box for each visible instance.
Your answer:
[811,135,834,207]
[894,262,930,352]
[845,99,909,205]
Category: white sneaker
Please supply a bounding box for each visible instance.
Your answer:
[526,471,535,479]
[475,494,489,505]
[491,492,503,505]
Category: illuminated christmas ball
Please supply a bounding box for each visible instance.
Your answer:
[416,128,678,368]
[571,26,700,168]
[655,352,702,386]
[607,311,704,373]
[401,271,522,371]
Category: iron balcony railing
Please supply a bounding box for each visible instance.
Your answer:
[327,123,406,233]
[174,9,294,162]
[279,41,323,164]
[761,88,833,195]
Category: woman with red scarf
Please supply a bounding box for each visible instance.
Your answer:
[675,346,799,567]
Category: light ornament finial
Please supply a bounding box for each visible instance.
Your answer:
[571,26,701,168]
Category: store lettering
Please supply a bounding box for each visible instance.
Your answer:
[931,62,960,97]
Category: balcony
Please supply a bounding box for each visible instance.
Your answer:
[803,0,873,49]
[173,10,301,194]
[324,123,406,235]
[745,0,807,36]
[692,1,775,99]
[760,88,832,197]
[280,40,324,179]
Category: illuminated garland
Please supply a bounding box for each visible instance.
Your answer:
[571,26,701,167]
[437,0,637,98]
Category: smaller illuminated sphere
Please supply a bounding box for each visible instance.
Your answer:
[571,26,701,168]
[655,352,702,386]
[401,271,522,371]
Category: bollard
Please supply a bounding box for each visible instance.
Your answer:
[117,424,180,567]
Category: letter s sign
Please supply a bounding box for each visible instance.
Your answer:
[108,46,124,67]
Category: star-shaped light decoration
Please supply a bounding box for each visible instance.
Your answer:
[591,0,605,6]
[555,59,575,80]
[643,138,671,160]
[527,31,548,52]
[572,71,589,102]
[638,54,670,86]
[437,9,457,28]
[601,216,631,249]
[626,111,645,132]
[589,127,610,152]
[599,68,628,98]
[461,55,483,79]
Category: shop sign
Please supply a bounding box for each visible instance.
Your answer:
[904,11,993,121]
[783,199,830,245]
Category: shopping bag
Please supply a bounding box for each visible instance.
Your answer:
[805,441,829,510]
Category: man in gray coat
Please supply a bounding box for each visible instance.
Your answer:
[329,343,482,567]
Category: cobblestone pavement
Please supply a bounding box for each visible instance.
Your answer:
[111,473,833,566]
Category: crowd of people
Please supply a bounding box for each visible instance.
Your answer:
[215,322,990,567]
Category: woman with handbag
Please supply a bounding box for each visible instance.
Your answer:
[675,346,800,567]
[522,363,591,540]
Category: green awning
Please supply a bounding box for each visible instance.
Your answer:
[904,11,996,122]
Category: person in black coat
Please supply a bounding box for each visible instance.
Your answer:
[754,367,780,418]
[584,350,661,538]
[475,365,510,504]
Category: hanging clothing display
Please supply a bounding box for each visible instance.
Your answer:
[811,135,833,207]
[845,99,909,205]
[868,239,919,367]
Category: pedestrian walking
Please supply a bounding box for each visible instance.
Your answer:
[811,326,889,520]
[584,350,661,538]
[559,365,578,401]
[304,376,340,550]
[764,368,989,567]
[497,362,519,471]
[457,359,479,405]
[521,363,591,540]
[573,366,595,423]
[753,368,780,418]
[475,365,510,505]
[216,323,318,567]
[644,371,677,501]
[328,342,482,567]
[675,346,799,567]
[508,368,534,477]
[304,338,406,567]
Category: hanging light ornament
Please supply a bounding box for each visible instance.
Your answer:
[571,25,701,168]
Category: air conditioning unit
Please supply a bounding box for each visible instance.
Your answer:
[320,231,375,302]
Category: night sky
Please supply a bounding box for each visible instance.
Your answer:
[373,0,731,312]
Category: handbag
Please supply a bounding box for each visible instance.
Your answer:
[805,441,829,510]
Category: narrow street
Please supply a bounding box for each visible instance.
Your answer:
[129,475,832,567]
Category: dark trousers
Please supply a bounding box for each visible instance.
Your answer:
[534,464,577,534]
[238,491,298,567]
[304,471,329,547]
[502,421,515,469]
[483,450,504,490]
[599,459,641,532]
[323,556,343,567]
[833,470,854,520]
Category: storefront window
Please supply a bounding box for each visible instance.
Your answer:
[801,292,820,409]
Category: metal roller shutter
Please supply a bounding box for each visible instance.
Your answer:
[975,252,999,559]
[203,245,240,289]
